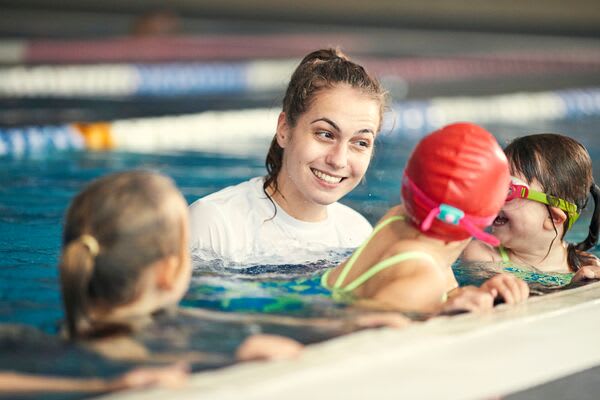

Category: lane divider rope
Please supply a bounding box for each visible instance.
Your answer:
[1,87,599,156]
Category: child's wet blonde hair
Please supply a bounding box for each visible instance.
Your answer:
[59,170,187,338]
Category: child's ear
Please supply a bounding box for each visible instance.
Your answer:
[275,112,290,149]
[544,207,567,230]
[155,256,180,290]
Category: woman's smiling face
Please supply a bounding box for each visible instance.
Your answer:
[275,84,380,219]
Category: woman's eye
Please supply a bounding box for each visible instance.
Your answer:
[316,131,334,139]
[354,139,371,148]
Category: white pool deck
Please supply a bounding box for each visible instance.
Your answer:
[107,281,600,400]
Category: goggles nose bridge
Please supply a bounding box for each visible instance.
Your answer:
[507,183,529,201]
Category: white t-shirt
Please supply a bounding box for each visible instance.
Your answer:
[189,177,372,265]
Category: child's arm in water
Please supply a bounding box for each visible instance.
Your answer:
[181,307,410,330]
[0,363,188,394]
[86,331,304,365]
[441,274,529,312]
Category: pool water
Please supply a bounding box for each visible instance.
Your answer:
[1,117,600,335]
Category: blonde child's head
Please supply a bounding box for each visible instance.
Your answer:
[59,171,191,338]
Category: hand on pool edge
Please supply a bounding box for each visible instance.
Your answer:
[571,265,600,283]
[441,285,494,313]
[480,273,530,305]
[235,334,304,362]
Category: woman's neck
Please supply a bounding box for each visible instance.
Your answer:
[267,180,328,222]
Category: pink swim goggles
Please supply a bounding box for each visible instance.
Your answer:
[402,174,501,246]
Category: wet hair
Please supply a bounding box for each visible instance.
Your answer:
[59,171,186,339]
[505,134,600,271]
[263,48,387,205]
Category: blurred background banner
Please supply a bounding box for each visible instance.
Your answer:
[1,0,600,36]
[0,0,597,157]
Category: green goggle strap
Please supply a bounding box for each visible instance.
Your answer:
[523,188,580,230]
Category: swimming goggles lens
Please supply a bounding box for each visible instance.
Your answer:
[506,177,580,230]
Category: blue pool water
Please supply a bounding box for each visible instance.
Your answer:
[1,117,600,334]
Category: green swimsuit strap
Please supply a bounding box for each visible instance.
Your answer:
[340,251,437,293]
[328,215,405,290]
[497,245,511,263]
[322,215,405,290]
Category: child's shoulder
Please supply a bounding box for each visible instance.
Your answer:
[381,204,404,219]
[462,240,501,262]
[381,239,441,274]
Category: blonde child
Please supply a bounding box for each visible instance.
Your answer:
[463,133,600,284]
[322,122,530,313]
[0,171,304,396]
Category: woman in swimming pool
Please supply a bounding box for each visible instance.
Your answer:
[189,48,386,264]
[462,133,600,285]
[322,122,530,313]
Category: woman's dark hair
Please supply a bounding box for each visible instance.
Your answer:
[263,48,387,202]
[505,133,599,271]
[59,171,186,339]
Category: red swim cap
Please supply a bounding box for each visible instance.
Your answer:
[401,122,510,244]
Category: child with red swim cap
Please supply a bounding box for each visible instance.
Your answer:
[463,133,600,285]
[322,122,530,313]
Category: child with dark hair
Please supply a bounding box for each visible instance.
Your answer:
[463,133,600,285]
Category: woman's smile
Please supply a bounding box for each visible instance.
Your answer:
[311,168,345,185]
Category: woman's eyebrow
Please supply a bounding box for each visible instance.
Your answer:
[311,117,339,131]
[311,117,374,136]
[357,128,375,136]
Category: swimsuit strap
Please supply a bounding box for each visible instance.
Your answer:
[326,215,405,290]
[341,251,437,293]
[497,245,511,263]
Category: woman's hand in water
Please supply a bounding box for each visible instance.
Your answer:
[571,264,600,283]
[441,286,494,313]
[236,334,303,361]
[480,273,529,304]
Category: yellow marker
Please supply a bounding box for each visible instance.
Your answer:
[74,123,115,151]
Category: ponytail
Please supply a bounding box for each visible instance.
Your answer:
[59,235,98,339]
[567,183,600,271]
[575,183,600,251]
[263,136,284,199]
